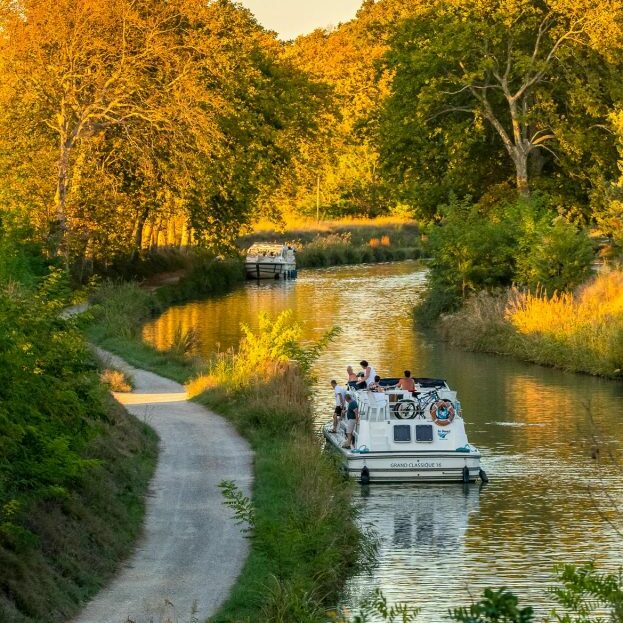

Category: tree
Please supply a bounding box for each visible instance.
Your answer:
[0,0,321,266]
[0,0,217,254]
[379,0,623,208]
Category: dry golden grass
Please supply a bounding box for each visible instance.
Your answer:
[440,271,623,377]
[100,368,133,392]
[251,215,415,233]
[508,272,623,338]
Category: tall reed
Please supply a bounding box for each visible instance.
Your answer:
[438,271,623,377]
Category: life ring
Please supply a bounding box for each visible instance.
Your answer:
[431,400,455,426]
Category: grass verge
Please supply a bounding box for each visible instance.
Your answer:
[436,271,623,378]
[0,394,158,623]
[198,373,363,623]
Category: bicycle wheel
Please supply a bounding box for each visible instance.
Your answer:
[396,400,416,419]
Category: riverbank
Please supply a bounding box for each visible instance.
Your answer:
[0,283,158,623]
[0,243,162,623]
[85,284,367,622]
[434,271,623,378]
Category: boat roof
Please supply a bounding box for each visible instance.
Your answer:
[247,243,291,254]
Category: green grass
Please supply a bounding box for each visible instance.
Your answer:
[89,330,197,383]
[0,395,158,623]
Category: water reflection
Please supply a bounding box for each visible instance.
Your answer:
[143,261,623,619]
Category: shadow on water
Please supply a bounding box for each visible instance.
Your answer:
[143,261,623,620]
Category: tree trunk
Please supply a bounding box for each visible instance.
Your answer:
[54,140,71,230]
[513,150,531,198]
[133,208,149,257]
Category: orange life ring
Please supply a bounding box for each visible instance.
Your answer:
[431,400,455,426]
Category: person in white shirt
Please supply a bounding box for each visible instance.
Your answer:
[356,360,377,389]
[330,379,346,433]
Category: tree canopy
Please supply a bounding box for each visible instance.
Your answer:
[0,0,622,268]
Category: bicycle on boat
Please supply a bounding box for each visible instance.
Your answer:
[393,389,440,420]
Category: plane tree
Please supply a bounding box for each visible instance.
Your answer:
[379,0,623,215]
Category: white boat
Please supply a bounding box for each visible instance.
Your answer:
[245,243,297,280]
[323,377,486,484]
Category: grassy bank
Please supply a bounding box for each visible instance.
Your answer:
[1,395,158,623]
[0,270,158,623]
[86,281,367,622]
[239,220,425,268]
[436,271,623,378]
[196,372,363,622]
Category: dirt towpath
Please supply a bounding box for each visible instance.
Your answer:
[72,348,253,623]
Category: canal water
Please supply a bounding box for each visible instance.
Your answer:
[143,261,623,620]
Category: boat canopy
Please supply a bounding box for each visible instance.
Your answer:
[246,243,292,256]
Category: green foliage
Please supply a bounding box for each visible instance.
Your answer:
[515,219,594,293]
[0,217,48,286]
[449,588,534,623]
[218,481,256,534]
[416,195,595,323]
[89,281,156,340]
[346,589,420,623]
[191,310,340,392]
[550,563,623,622]
[0,274,109,545]
[378,0,622,216]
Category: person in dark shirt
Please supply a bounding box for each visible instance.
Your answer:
[342,393,359,449]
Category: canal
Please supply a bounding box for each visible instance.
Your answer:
[143,261,623,620]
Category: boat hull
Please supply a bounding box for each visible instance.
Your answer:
[323,424,482,483]
[245,261,296,280]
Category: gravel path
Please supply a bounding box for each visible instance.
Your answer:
[72,348,253,623]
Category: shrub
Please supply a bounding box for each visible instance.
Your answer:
[515,218,594,293]
[417,194,596,322]
[99,368,133,392]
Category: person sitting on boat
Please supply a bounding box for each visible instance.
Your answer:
[342,393,359,449]
[356,360,377,389]
[346,365,358,387]
[396,370,418,395]
[368,375,385,392]
[330,379,346,433]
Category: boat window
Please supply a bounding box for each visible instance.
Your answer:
[393,424,411,443]
[415,424,434,442]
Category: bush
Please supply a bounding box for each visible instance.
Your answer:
[417,194,596,322]
[515,218,594,293]
[0,265,158,622]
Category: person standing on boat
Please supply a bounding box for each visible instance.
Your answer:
[357,360,377,389]
[330,380,346,433]
[342,393,359,449]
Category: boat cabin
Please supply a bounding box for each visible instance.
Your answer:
[350,380,470,453]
